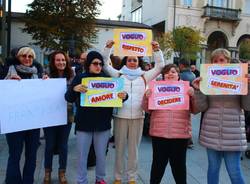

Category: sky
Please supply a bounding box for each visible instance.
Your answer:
[10,0,122,20]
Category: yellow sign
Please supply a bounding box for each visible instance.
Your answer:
[200,64,248,95]
[113,28,152,56]
[80,77,124,107]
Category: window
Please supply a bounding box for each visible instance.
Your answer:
[244,0,250,14]
[208,0,228,8]
[183,0,192,6]
[132,7,142,23]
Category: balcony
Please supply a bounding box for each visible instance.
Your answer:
[202,5,241,22]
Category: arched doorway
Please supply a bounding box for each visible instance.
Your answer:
[206,31,228,62]
[237,34,250,61]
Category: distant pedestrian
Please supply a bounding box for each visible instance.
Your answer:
[190,64,200,77]
[43,51,74,184]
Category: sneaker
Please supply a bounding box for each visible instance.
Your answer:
[113,180,122,184]
[95,179,107,184]
[128,181,136,184]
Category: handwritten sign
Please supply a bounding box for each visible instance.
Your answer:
[200,64,248,95]
[113,29,152,56]
[148,81,190,110]
[0,79,67,134]
[80,77,124,107]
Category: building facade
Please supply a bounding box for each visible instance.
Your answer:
[122,0,250,63]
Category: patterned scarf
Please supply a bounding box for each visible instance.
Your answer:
[5,65,38,79]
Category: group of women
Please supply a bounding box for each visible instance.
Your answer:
[2,42,250,184]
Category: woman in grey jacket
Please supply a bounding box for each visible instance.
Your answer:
[192,48,250,184]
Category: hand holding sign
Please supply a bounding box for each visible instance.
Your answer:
[74,84,88,93]
[145,89,152,98]
[10,74,22,80]
[151,41,160,52]
[106,40,115,48]
[117,91,127,100]
[192,77,202,90]
[187,87,194,97]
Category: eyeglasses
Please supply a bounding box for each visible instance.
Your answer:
[21,54,33,59]
[127,58,138,63]
[91,62,103,66]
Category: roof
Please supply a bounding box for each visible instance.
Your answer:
[96,19,152,29]
[10,12,152,29]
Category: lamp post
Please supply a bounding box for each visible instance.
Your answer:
[1,0,6,58]
[7,0,11,57]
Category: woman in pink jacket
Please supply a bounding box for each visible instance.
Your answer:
[142,64,196,184]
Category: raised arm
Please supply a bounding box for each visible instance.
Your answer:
[102,40,120,77]
[144,41,165,83]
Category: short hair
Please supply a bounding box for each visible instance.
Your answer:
[211,48,231,63]
[16,47,36,59]
[161,64,180,80]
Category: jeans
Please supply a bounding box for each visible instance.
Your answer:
[5,129,40,184]
[44,124,72,170]
[76,130,110,184]
[207,148,245,184]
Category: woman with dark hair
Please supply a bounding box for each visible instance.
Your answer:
[65,51,127,184]
[43,51,74,184]
[103,41,165,184]
[4,46,47,184]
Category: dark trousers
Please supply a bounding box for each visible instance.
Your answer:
[43,124,72,170]
[5,129,40,184]
[150,137,188,184]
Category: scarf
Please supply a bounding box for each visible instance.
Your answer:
[119,66,145,81]
[5,65,38,79]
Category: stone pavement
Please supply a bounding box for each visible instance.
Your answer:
[0,114,250,184]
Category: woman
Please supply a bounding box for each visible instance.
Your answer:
[43,51,74,184]
[142,64,196,184]
[65,51,127,184]
[192,48,250,184]
[4,46,46,184]
[103,41,165,184]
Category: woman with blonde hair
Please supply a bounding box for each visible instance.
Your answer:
[192,48,250,184]
[5,46,47,184]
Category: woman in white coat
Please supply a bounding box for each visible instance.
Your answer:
[103,41,165,184]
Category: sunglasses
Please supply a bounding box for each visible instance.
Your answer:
[91,62,103,66]
[127,58,138,63]
[21,54,33,59]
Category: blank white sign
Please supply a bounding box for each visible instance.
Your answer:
[0,78,67,134]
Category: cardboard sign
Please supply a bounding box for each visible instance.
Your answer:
[148,81,190,110]
[113,28,152,56]
[200,64,248,95]
[0,79,67,134]
[80,77,124,107]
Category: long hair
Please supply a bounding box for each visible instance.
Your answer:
[49,51,73,80]
[120,56,144,69]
